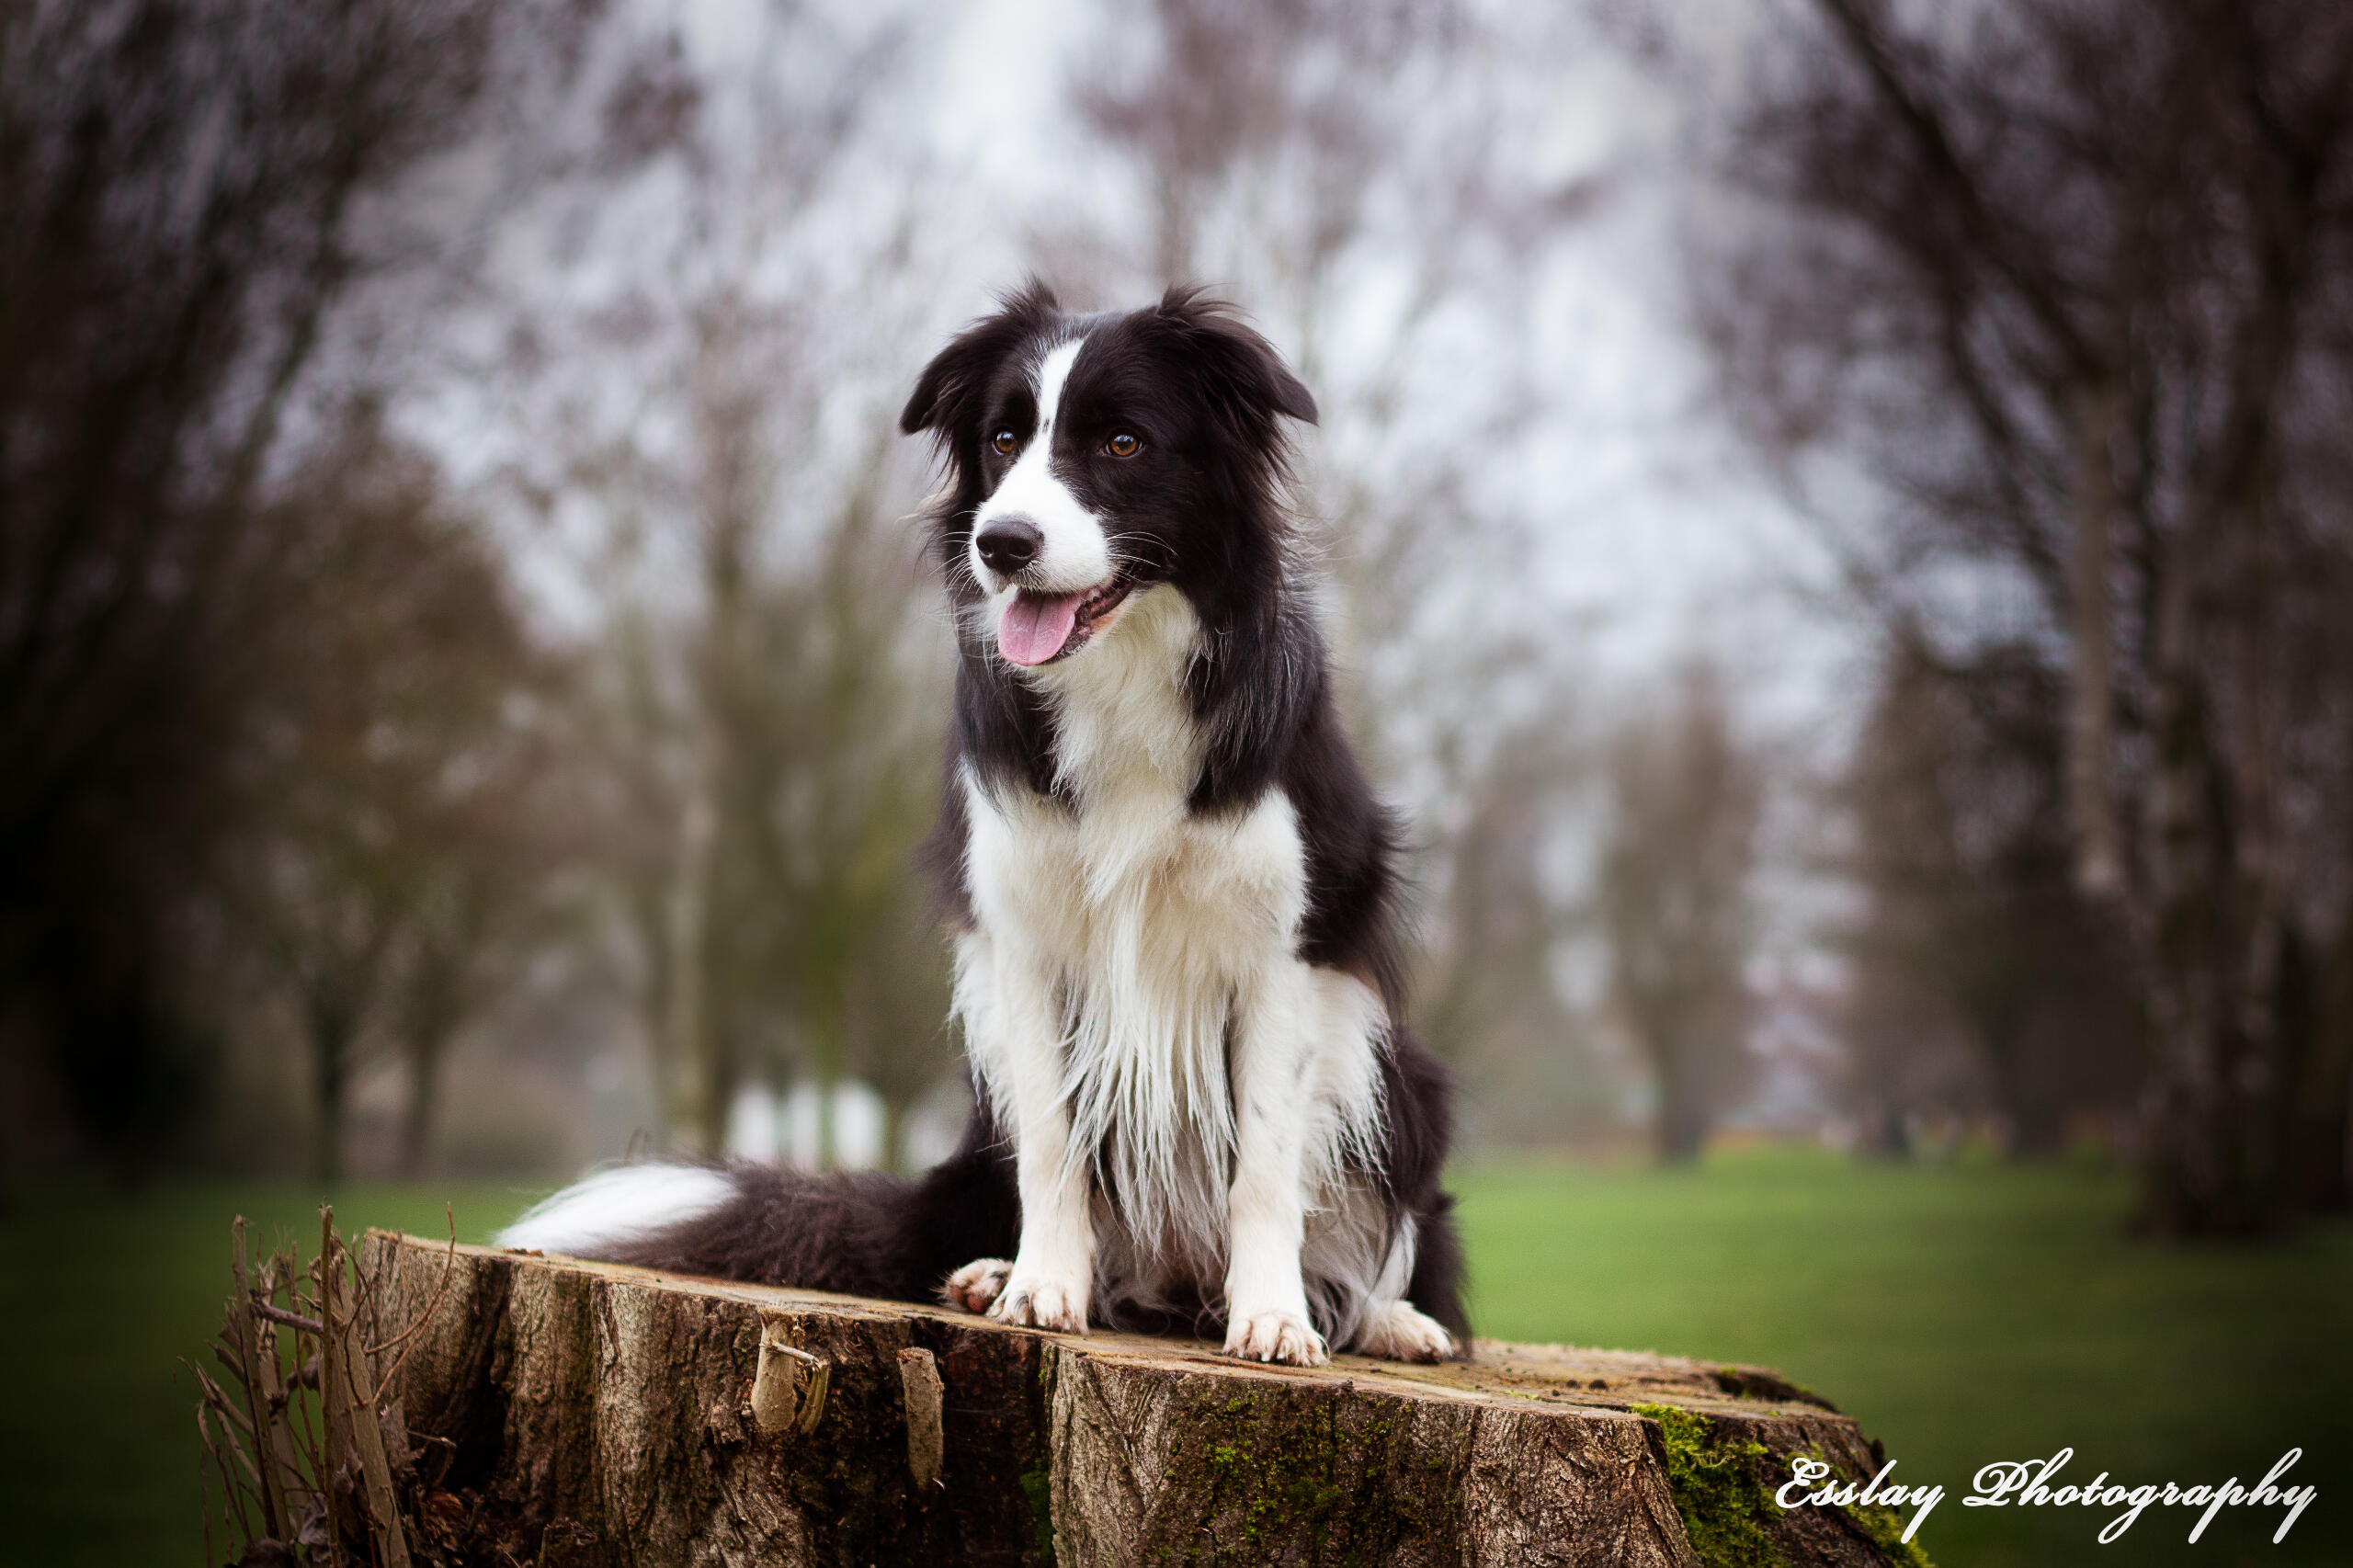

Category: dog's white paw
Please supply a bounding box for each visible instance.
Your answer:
[942,1257,1011,1314]
[1351,1301,1455,1363]
[1224,1307,1329,1367]
[986,1269,1089,1334]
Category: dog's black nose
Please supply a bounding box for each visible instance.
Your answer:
[973,517,1043,577]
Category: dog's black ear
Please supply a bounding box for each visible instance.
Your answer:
[897,327,999,437]
[900,280,1063,437]
[1156,284,1318,427]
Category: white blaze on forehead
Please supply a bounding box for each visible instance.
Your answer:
[1033,337,1084,436]
[972,334,1112,596]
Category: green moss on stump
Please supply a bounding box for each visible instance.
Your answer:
[1127,1382,1455,1565]
[1802,1447,1935,1568]
[1631,1403,1783,1568]
[1850,1502,1935,1568]
[1634,1409,1936,1568]
[1199,1392,1349,1554]
[1020,1457,1057,1564]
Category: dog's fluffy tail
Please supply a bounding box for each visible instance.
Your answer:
[497,1147,1018,1303]
[498,1165,739,1255]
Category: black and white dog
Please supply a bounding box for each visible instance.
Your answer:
[501,284,1466,1367]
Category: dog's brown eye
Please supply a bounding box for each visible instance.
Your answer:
[1107,432,1141,458]
[991,430,1017,456]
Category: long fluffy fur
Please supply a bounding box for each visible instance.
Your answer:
[503,283,1468,1357]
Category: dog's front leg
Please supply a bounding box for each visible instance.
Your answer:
[947,930,1094,1334]
[1222,960,1328,1367]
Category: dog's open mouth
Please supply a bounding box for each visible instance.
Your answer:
[997,576,1135,666]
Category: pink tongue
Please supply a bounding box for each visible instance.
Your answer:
[998,591,1085,665]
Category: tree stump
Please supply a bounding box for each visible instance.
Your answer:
[364,1231,1925,1566]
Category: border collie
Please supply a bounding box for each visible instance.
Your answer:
[500,284,1466,1367]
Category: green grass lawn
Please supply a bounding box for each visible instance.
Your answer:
[1457,1149,2350,1567]
[1,1152,2343,1566]
[0,1178,549,1568]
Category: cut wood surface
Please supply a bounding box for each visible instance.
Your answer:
[364,1230,1923,1567]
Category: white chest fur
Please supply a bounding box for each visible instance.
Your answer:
[949,585,1430,1358]
[958,588,1311,1266]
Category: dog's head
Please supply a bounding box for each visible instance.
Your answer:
[901,282,1316,668]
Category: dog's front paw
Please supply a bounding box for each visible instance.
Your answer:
[1224,1307,1329,1367]
[1351,1301,1455,1363]
[942,1257,1012,1314]
[987,1269,1089,1334]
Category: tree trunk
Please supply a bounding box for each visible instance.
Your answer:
[365,1231,1925,1567]
[1654,1029,1711,1165]
[2285,919,2353,1212]
[402,1028,451,1181]
[2067,379,2123,899]
[310,1002,357,1186]
[2139,597,2283,1234]
[665,756,719,1155]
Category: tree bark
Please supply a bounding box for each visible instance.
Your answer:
[366,1231,1924,1567]
[2066,379,2122,899]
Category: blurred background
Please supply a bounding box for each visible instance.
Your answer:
[0,0,2347,1563]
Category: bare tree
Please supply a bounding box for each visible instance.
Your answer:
[1704,0,2353,1232]
[1597,664,1760,1163]
[1411,699,1601,1142]
[382,653,577,1180]
[478,3,956,1160]
[0,0,585,1174]
[1839,635,2139,1155]
[234,407,541,1182]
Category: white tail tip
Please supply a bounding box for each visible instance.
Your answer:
[497,1164,737,1256]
